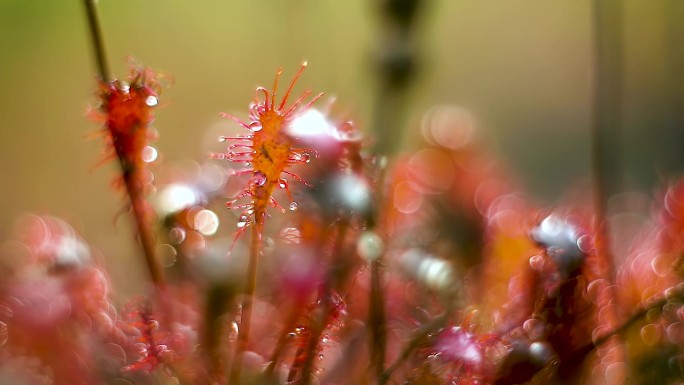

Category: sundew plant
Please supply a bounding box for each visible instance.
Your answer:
[1,1,684,385]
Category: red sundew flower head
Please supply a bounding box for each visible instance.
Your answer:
[93,61,165,191]
[215,62,324,235]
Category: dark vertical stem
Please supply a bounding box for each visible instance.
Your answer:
[83,0,110,82]
[368,1,423,381]
[591,1,623,210]
[82,0,165,289]
[591,0,624,381]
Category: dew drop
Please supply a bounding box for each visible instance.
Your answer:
[375,156,388,169]
[141,146,158,163]
[651,254,672,277]
[577,234,593,253]
[157,244,177,268]
[237,215,249,228]
[249,121,263,132]
[193,209,220,236]
[278,178,288,189]
[528,342,552,365]
[661,302,680,323]
[605,362,626,385]
[117,81,130,93]
[667,322,684,344]
[0,321,7,346]
[529,255,544,271]
[640,323,660,345]
[587,279,607,304]
[302,153,311,163]
[357,231,384,262]
[145,95,158,107]
[523,318,544,340]
[262,237,274,254]
[169,227,186,244]
[289,202,298,211]
[219,136,227,142]
[252,171,267,187]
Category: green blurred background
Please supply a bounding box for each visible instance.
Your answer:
[0,1,682,292]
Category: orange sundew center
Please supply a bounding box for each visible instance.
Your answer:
[250,109,292,211]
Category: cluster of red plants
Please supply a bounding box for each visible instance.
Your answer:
[2,4,684,385]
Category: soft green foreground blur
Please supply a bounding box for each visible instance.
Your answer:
[0,1,682,294]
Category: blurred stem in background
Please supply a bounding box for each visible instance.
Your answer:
[369,0,425,382]
[591,0,625,382]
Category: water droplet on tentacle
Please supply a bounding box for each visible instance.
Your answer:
[249,121,263,132]
[145,95,158,107]
[252,171,267,187]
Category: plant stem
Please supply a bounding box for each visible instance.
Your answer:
[590,0,624,379]
[369,253,387,381]
[299,221,349,385]
[82,0,165,289]
[83,0,110,82]
[264,305,300,377]
[231,218,263,384]
[379,313,449,385]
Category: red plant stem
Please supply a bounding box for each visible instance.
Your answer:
[264,305,300,376]
[82,0,165,290]
[299,221,349,385]
[369,253,387,381]
[124,174,165,288]
[231,217,263,384]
